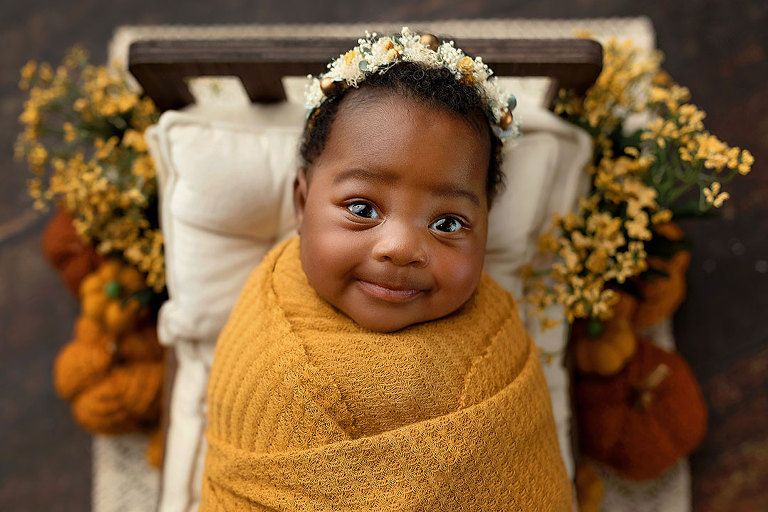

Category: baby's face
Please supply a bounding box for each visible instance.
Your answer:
[294,91,490,332]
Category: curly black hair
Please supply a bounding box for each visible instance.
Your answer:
[300,61,505,206]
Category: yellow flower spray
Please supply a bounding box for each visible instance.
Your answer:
[16,47,165,292]
[525,36,753,329]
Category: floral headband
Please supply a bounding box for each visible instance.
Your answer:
[304,27,520,139]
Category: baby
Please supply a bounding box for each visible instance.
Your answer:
[294,61,502,333]
[201,29,571,511]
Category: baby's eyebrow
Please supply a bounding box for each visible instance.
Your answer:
[430,184,481,207]
[333,167,481,207]
[333,168,398,185]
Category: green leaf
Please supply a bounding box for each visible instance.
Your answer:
[122,288,153,307]
[645,236,691,259]
[670,200,719,219]
[640,267,671,281]
[618,128,644,152]
[613,279,642,299]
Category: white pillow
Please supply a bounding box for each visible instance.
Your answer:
[486,104,592,481]
[147,100,591,512]
[155,111,301,348]
[147,106,304,512]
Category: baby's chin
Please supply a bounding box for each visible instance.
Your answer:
[350,316,427,333]
[342,306,449,333]
[328,283,480,333]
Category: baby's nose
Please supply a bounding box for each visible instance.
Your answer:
[371,223,428,268]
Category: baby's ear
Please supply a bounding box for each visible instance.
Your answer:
[293,167,308,232]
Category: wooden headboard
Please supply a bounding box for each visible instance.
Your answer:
[128,37,603,111]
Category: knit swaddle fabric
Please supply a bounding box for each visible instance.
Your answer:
[200,236,572,511]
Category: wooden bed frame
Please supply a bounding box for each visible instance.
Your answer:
[129,37,603,111]
[126,33,602,479]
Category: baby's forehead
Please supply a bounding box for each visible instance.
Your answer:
[310,103,488,206]
[328,90,489,155]
[335,87,488,134]
[335,87,394,116]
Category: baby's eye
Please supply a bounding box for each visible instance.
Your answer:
[347,202,380,219]
[429,216,464,233]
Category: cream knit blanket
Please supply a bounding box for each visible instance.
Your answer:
[200,236,571,511]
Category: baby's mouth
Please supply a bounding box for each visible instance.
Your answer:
[356,278,428,303]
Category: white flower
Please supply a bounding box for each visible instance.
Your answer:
[402,44,442,68]
[304,78,323,111]
[329,50,366,85]
[437,42,462,71]
[481,78,507,121]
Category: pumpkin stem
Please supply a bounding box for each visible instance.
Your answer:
[586,318,604,338]
[633,363,670,411]
[104,280,123,299]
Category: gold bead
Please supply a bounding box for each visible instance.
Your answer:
[499,110,514,129]
[419,33,440,51]
[320,77,341,96]
[458,56,475,74]
[382,40,394,51]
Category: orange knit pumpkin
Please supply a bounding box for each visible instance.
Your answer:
[145,426,165,469]
[41,207,104,295]
[117,321,164,362]
[575,337,707,481]
[53,317,115,400]
[80,260,148,334]
[634,223,691,329]
[575,462,605,512]
[71,361,164,434]
[573,293,638,376]
[54,311,164,435]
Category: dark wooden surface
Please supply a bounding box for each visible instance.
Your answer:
[128,37,603,108]
[1,1,766,511]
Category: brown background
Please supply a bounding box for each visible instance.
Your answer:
[1,1,766,510]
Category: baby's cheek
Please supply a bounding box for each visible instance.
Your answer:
[437,254,483,302]
[301,230,354,295]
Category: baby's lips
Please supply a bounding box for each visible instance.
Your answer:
[356,274,431,292]
[356,278,429,303]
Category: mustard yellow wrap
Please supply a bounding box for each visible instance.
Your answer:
[200,236,572,511]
